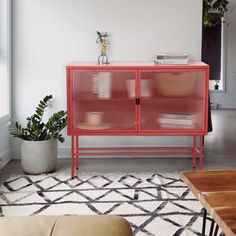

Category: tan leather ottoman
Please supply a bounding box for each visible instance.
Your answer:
[0,215,133,236]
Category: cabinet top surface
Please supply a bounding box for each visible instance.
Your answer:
[66,61,208,69]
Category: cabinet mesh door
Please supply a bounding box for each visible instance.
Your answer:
[140,71,205,131]
[71,70,137,131]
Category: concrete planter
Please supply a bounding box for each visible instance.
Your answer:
[21,139,57,174]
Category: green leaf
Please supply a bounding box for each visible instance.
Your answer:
[38,104,44,109]
[40,100,45,106]
[43,95,53,103]
[10,95,66,142]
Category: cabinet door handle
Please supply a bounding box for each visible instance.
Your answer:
[136,98,141,105]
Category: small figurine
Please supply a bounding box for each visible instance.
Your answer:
[214,80,219,90]
[96,31,109,65]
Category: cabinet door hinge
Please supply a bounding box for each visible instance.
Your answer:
[136,98,141,105]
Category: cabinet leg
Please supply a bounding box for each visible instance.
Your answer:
[199,135,203,170]
[76,135,79,170]
[192,136,196,168]
[71,135,75,178]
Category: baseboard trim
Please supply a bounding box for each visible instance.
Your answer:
[57,146,193,159]
[11,146,193,160]
[11,139,198,160]
[217,103,236,109]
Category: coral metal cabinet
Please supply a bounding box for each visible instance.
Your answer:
[67,62,209,178]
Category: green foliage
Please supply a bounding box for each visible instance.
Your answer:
[203,0,229,27]
[10,95,67,143]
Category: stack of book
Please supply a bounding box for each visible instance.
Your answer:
[158,113,196,129]
[154,53,190,65]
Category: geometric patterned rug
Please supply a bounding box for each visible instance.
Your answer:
[0,172,212,236]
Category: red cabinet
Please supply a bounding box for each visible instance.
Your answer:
[67,62,209,177]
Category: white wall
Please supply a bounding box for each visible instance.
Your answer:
[12,0,202,158]
[0,0,11,168]
[210,0,236,108]
[0,122,11,168]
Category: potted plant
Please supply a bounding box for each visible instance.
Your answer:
[202,0,229,82]
[10,95,67,174]
[203,0,229,27]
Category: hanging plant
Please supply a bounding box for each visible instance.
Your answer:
[203,0,229,27]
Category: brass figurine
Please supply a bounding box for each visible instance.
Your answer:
[96,31,109,65]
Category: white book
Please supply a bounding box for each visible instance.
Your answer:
[159,123,194,129]
[155,53,190,65]
[160,113,196,120]
[158,117,194,126]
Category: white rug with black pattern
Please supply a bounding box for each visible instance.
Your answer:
[0,172,212,236]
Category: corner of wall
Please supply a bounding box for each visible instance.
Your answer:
[0,149,11,169]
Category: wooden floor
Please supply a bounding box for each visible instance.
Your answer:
[1,109,236,184]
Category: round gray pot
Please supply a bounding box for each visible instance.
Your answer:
[21,139,57,174]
